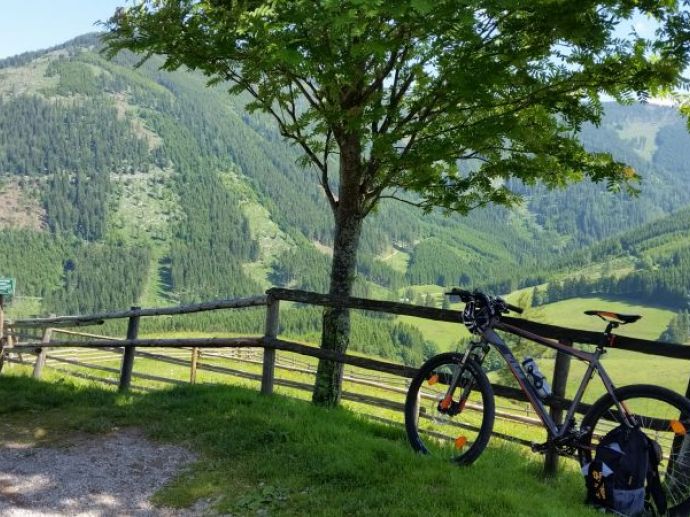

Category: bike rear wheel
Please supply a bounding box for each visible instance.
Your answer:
[580,384,690,516]
[405,353,495,465]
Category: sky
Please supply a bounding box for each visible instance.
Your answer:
[0,0,127,59]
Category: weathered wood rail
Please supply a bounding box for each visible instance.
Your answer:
[2,288,689,478]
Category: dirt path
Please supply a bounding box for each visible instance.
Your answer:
[0,428,201,516]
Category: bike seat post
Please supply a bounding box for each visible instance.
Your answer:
[604,321,617,335]
[599,321,618,350]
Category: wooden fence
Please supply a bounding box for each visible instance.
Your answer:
[2,288,689,477]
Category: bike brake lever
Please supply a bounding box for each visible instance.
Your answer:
[494,297,524,315]
[445,288,473,303]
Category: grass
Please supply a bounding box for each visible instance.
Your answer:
[0,53,59,96]
[501,295,685,406]
[554,257,636,282]
[378,248,410,274]
[109,169,181,247]
[108,169,182,307]
[532,296,674,342]
[2,299,683,515]
[398,314,469,351]
[395,285,467,350]
[0,374,596,516]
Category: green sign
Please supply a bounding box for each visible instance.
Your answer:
[0,278,15,297]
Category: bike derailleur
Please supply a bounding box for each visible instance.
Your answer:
[531,424,589,457]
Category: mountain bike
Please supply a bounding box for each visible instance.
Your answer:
[404,289,690,516]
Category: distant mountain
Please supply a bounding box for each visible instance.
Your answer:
[534,206,690,309]
[1,33,689,320]
[513,102,690,248]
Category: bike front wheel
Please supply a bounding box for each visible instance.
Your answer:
[405,353,495,465]
[580,384,690,516]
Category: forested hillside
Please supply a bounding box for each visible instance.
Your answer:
[1,33,690,359]
[533,206,690,310]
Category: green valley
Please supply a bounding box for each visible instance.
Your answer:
[1,33,690,363]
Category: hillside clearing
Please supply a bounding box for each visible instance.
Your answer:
[0,179,44,231]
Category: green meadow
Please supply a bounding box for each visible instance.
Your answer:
[0,375,596,516]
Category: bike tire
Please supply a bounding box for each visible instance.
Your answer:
[405,352,495,465]
[579,384,690,516]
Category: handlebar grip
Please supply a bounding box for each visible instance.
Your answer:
[506,303,524,314]
[445,288,473,302]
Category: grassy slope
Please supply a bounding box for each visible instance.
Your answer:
[0,375,594,516]
[527,296,685,401]
[378,248,410,274]
[533,296,674,341]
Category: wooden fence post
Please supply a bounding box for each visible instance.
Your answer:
[32,324,54,379]
[118,307,140,392]
[543,338,573,478]
[261,297,280,395]
[0,294,4,350]
[0,295,6,374]
[190,347,199,384]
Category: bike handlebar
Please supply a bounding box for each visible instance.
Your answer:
[445,288,524,315]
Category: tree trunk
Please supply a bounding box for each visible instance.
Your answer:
[312,206,363,406]
[312,137,364,406]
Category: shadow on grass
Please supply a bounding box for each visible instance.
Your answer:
[0,375,595,516]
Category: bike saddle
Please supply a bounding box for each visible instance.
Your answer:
[584,310,642,325]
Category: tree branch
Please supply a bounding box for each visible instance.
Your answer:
[321,129,337,210]
[223,68,336,209]
[376,193,424,209]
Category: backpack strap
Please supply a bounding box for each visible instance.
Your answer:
[646,438,667,515]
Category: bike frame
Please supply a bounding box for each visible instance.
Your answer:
[461,320,634,439]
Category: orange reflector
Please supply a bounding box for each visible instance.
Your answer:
[455,436,467,449]
[428,374,439,386]
[440,394,453,410]
[671,420,687,436]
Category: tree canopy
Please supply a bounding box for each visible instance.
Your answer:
[105,0,690,405]
[106,1,690,213]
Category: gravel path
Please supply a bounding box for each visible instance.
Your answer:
[0,429,200,516]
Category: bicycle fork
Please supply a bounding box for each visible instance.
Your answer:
[437,342,489,417]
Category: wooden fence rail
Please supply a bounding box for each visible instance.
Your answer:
[267,288,690,360]
[11,295,268,328]
[3,287,689,478]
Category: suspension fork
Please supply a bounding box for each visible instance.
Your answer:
[439,341,489,413]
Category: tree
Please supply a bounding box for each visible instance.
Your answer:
[105,1,690,406]
[661,310,690,344]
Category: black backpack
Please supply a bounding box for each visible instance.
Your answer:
[583,424,666,516]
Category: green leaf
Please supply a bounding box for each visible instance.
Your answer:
[410,0,433,14]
